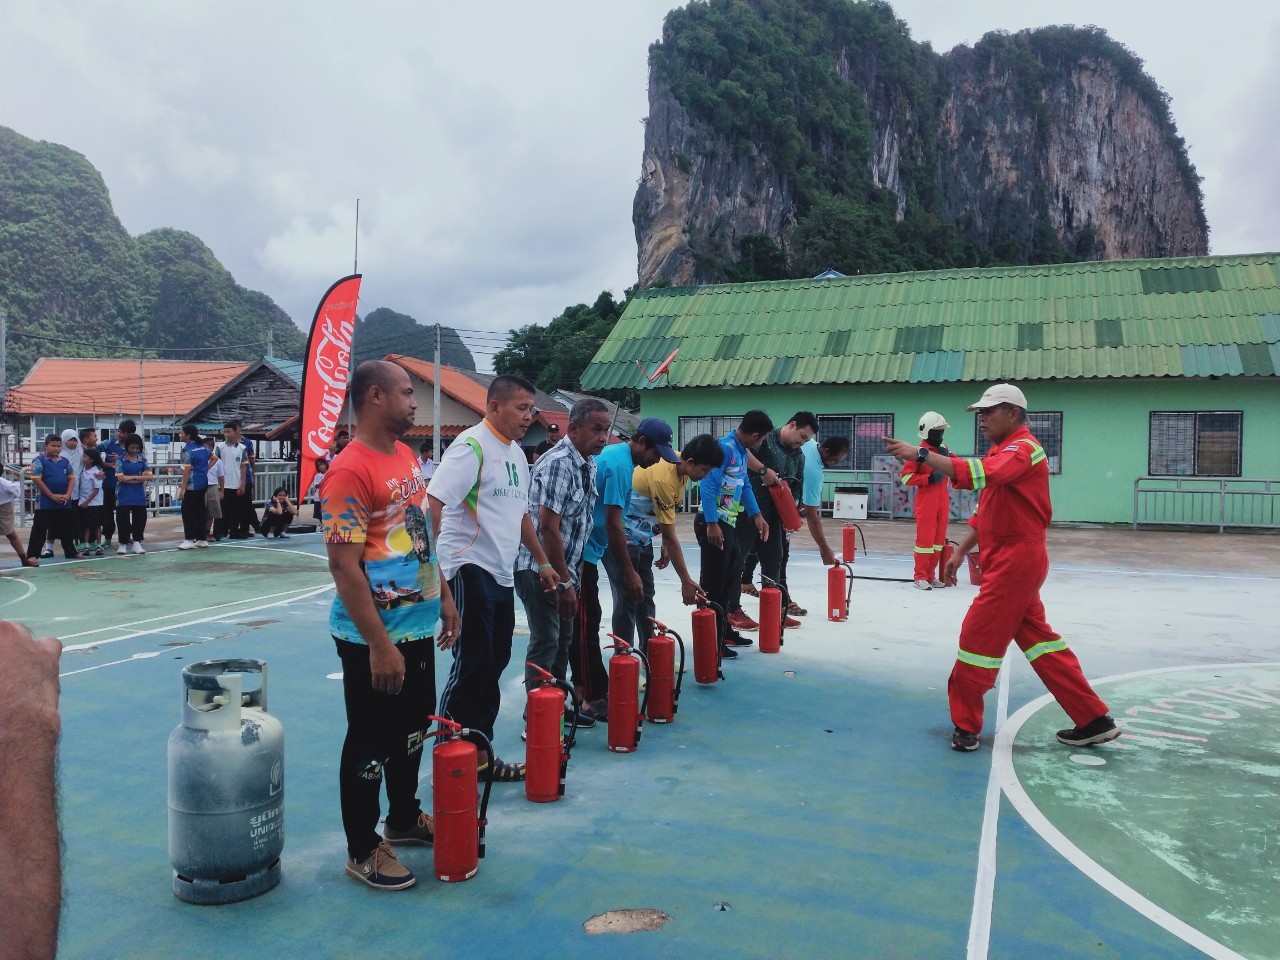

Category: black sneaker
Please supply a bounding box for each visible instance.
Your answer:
[1056,715,1119,747]
[725,632,754,647]
[568,709,596,729]
[951,728,980,751]
[718,645,739,660]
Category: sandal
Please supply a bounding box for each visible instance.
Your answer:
[479,757,526,783]
[786,602,807,617]
[740,583,759,597]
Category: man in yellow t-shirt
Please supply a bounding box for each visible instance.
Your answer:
[612,434,724,653]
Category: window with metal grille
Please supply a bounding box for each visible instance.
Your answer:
[677,415,741,450]
[815,414,893,470]
[972,411,1063,474]
[1149,412,1242,476]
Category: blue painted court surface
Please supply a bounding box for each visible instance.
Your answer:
[11,525,1278,960]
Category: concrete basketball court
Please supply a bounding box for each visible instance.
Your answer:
[6,516,1277,960]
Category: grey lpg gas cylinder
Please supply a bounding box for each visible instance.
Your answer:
[168,659,284,904]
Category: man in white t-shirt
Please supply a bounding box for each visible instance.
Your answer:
[417,442,436,484]
[428,375,558,782]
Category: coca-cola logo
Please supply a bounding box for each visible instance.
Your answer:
[306,310,355,458]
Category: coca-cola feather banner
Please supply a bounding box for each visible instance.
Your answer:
[296,274,361,502]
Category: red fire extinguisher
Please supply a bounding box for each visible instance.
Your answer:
[966,550,983,585]
[523,664,579,803]
[691,599,724,685]
[425,716,493,882]
[766,477,803,532]
[645,617,685,723]
[604,635,649,753]
[842,524,864,563]
[758,574,785,653]
[939,540,956,586]
[827,560,854,621]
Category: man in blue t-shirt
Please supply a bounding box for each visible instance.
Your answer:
[570,418,673,718]
[26,434,79,561]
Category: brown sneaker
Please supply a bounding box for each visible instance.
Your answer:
[383,812,434,847]
[345,840,416,890]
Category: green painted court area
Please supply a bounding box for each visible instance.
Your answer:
[1007,665,1280,960]
[5,534,1277,960]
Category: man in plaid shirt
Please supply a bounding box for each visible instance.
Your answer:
[517,399,613,722]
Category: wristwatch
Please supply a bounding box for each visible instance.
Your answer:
[555,581,571,594]
[916,446,929,463]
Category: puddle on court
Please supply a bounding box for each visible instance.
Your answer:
[583,908,673,935]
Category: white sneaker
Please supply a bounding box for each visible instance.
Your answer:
[178,540,195,551]
[194,539,209,548]
[131,542,146,554]
[914,579,932,590]
[930,580,946,589]
[117,544,129,556]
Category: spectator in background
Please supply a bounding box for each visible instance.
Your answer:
[330,429,352,461]
[307,457,328,521]
[262,486,297,539]
[177,423,211,551]
[216,421,252,539]
[241,432,264,537]
[27,434,79,562]
[114,433,152,555]
[99,419,134,550]
[417,442,435,484]
[203,436,223,544]
[533,423,561,459]
[76,448,106,557]
[0,458,38,567]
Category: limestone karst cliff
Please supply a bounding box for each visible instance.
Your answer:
[635,1,1208,287]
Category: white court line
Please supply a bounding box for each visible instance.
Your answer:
[966,662,1010,960]
[0,578,37,607]
[62,651,163,677]
[62,583,334,653]
[993,662,1277,960]
[59,586,330,643]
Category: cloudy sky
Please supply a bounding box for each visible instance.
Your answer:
[4,1,1277,369]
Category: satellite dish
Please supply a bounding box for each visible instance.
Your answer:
[636,348,679,384]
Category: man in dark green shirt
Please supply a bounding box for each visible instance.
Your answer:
[733,412,817,629]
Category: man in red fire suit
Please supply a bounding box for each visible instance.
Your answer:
[884,383,1118,752]
[901,410,952,590]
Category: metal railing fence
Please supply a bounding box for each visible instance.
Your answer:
[1132,477,1280,532]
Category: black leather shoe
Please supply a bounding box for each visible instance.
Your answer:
[718,645,739,660]
[725,632,754,647]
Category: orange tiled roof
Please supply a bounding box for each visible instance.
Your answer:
[387,355,490,415]
[5,358,250,417]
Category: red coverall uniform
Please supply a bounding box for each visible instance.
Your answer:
[947,426,1109,734]
[901,440,950,581]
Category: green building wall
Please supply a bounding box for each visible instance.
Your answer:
[636,378,1278,524]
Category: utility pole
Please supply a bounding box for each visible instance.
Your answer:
[433,323,442,463]
[267,327,274,360]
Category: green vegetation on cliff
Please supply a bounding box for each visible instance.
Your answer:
[352,307,475,371]
[0,125,303,384]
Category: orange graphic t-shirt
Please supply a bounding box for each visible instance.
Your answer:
[321,440,441,644]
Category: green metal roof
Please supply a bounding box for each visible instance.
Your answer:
[581,254,1280,391]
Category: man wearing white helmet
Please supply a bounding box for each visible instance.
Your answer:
[901,411,952,590]
[883,384,1118,752]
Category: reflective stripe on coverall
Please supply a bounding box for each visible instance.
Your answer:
[948,428,1108,734]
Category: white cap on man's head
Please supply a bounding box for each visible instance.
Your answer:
[966,383,1028,411]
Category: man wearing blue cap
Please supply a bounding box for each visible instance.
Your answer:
[570,418,676,720]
